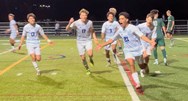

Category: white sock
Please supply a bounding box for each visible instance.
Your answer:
[132,72,140,85]
[155,59,158,62]
[32,62,39,71]
[141,69,145,73]
[106,58,110,61]
[164,58,167,63]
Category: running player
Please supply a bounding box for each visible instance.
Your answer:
[166,10,175,47]
[109,8,123,51]
[137,13,157,77]
[5,13,19,51]
[18,13,53,75]
[97,12,155,91]
[150,9,168,66]
[101,12,120,66]
[66,8,98,75]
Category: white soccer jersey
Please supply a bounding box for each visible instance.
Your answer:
[22,23,45,44]
[112,24,143,54]
[101,21,120,41]
[9,20,17,33]
[137,22,156,47]
[70,19,93,42]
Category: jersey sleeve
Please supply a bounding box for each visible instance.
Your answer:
[22,26,26,37]
[101,23,106,33]
[151,27,157,39]
[111,29,121,41]
[160,18,165,27]
[70,22,76,29]
[39,26,45,35]
[133,26,143,37]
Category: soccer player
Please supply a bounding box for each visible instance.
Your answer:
[101,12,120,66]
[97,12,155,91]
[150,9,168,66]
[109,8,123,51]
[5,13,19,51]
[166,10,175,47]
[137,13,157,77]
[66,8,98,75]
[18,13,53,75]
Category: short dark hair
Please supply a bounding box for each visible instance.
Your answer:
[150,9,159,14]
[106,12,115,17]
[119,12,130,19]
[27,13,36,19]
[146,13,154,20]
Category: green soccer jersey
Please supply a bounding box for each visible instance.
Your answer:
[153,18,165,39]
[167,15,175,31]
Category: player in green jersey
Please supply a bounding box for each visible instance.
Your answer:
[166,10,175,47]
[150,9,168,66]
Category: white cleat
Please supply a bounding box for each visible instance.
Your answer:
[37,70,41,76]
[153,61,158,65]
[106,62,111,67]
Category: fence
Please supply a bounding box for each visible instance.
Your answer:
[0,20,188,36]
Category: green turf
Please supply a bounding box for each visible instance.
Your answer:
[0,35,188,101]
[0,38,131,101]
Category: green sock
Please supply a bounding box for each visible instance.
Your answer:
[161,49,167,58]
[153,48,158,59]
[83,60,89,70]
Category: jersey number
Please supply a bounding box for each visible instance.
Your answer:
[31,32,36,37]
[109,29,113,33]
[123,37,129,42]
[82,29,86,33]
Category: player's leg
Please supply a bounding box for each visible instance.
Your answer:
[117,39,122,50]
[9,34,16,51]
[86,41,94,67]
[125,53,141,88]
[77,42,90,74]
[111,41,117,62]
[159,39,168,66]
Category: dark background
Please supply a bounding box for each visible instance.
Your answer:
[0,0,187,21]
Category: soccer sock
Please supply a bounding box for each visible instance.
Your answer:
[89,56,94,65]
[161,49,167,58]
[153,48,158,59]
[132,72,140,85]
[32,61,40,71]
[82,60,89,70]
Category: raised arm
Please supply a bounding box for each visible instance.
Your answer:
[66,17,74,32]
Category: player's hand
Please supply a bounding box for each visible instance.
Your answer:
[96,44,103,51]
[4,29,10,34]
[69,17,74,24]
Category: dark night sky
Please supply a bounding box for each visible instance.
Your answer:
[0,0,187,21]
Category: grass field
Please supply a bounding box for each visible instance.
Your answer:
[0,35,188,101]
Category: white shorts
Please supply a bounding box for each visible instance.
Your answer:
[104,41,117,51]
[26,43,41,55]
[124,51,144,64]
[77,41,92,55]
[10,33,17,40]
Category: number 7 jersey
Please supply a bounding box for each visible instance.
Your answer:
[22,24,45,44]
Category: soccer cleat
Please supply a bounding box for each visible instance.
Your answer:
[164,58,168,66]
[36,70,41,76]
[105,62,111,67]
[86,69,91,75]
[153,61,158,65]
[140,70,145,78]
[135,85,144,95]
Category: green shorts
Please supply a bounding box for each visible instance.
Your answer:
[155,38,165,46]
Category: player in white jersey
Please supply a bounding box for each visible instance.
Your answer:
[101,12,120,66]
[66,9,98,75]
[137,13,156,77]
[5,13,19,51]
[97,12,155,92]
[18,13,52,75]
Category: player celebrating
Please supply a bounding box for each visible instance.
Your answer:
[101,12,120,66]
[18,13,52,75]
[5,13,19,51]
[137,13,156,77]
[109,7,123,51]
[166,10,175,47]
[150,9,168,66]
[97,12,155,91]
[66,8,98,75]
